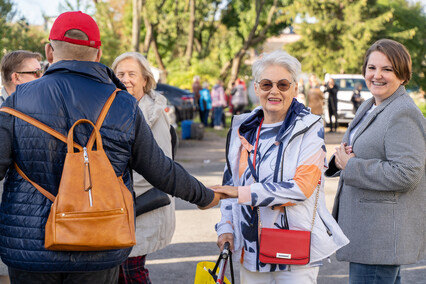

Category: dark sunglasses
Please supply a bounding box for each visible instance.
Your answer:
[257,79,292,92]
[16,69,43,78]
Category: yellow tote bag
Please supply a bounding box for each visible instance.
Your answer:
[194,261,231,284]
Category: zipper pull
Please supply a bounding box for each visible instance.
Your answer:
[83,147,93,207]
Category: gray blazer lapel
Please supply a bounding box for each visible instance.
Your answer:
[351,86,406,146]
[343,99,374,144]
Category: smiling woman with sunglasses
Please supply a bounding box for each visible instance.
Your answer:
[214,50,349,283]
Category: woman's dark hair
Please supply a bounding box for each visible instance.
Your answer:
[362,39,412,85]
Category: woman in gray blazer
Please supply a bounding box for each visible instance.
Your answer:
[326,39,425,283]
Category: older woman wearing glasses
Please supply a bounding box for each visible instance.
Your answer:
[214,50,348,283]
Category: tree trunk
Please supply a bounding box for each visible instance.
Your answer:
[185,0,195,65]
[227,52,245,91]
[151,33,167,78]
[132,0,142,52]
[142,4,152,55]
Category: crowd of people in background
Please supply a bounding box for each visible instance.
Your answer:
[191,76,249,129]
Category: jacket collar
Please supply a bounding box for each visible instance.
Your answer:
[1,87,8,103]
[45,60,127,90]
[344,85,407,145]
[237,99,311,146]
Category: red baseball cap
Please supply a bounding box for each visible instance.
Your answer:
[49,11,101,49]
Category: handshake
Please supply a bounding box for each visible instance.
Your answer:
[198,185,238,210]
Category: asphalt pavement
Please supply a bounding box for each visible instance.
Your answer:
[147,128,426,283]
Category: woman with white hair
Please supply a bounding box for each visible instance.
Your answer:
[112,52,175,284]
[214,50,349,283]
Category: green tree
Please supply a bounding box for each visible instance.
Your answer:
[219,0,292,88]
[377,0,426,90]
[287,0,425,90]
[94,0,129,66]
[0,1,47,60]
[93,0,291,88]
[0,0,14,58]
[287,0,392,77]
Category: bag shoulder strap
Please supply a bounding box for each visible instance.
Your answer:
[0,107,83,151]
[13,162,56,202]
[87,88,119,149]
[258,183,320,232]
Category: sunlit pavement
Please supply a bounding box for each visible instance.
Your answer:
[147,129,426,283]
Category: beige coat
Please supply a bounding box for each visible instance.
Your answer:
[307,87,324,115]
[130,91,176,257]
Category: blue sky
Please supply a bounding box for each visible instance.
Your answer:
[13,0,87,25]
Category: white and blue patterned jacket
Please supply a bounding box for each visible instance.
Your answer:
[216,100,349,272]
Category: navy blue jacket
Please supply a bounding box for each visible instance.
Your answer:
[0,61,214,272]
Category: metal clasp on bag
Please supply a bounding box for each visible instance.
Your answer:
[276,253,291,259]
[83,147,93,207]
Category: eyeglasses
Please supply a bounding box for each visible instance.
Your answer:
[256,79,292,92]
[16,69,43,78]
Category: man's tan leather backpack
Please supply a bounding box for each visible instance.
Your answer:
[0,89,136,251]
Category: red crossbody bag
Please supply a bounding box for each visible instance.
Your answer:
[258,185,319,265]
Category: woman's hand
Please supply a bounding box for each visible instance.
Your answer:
[210,185,238,198]
[217,233,234,252]
[335,143,355,170]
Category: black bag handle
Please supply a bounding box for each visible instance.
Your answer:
[210,242,234,284]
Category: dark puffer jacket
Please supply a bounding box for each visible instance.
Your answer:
[0,61,137,272]
[0,61,214,272]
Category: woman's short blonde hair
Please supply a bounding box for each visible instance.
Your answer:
[111,52,156,93]
[362,39,412,85]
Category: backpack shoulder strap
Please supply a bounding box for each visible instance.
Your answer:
[86,88,120,149]
[14,163,55,202]
[0,107,83,151]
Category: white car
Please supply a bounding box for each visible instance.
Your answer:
[322,74,372,125]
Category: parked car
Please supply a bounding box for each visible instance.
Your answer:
[155,83,196,124]
[322,74,372,126]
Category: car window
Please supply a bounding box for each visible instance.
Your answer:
[334,78,369,92]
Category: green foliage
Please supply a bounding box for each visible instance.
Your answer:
[287,0,392,76]
[376,0,426,91]
[418,102,426,117]
[93,0,291,89]
[287,0,425,91]
[0,1,47,59]
[95,1,129,67]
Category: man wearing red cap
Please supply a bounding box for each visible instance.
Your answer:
[0,11,229,283]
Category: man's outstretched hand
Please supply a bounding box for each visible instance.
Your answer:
[197,185,239,210]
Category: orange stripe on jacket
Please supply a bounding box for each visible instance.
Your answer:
[293,164,321,198]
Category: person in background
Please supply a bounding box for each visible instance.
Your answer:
[112,52,175,284]
[0,11,229,283]
[297,78,306,105]
[199,82,212,127]
[0,50,43,283]
[211,79,227,130]
[0,50,42,103]
[326,39,425,284]
[231,79,248,115]
[192,75,202,119]
[350,82,363,113]
[214,50,349,283]
[325,78,339,132]
[307,82,324,116]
